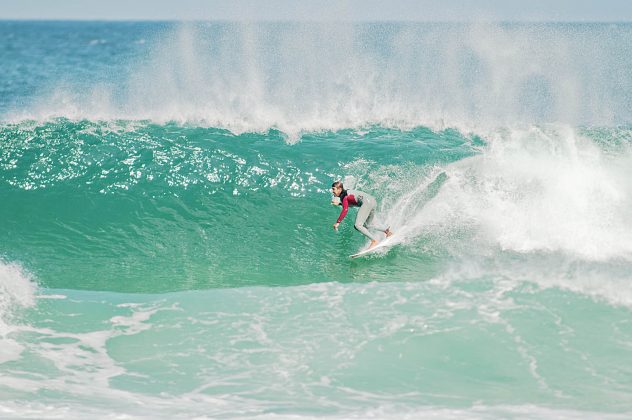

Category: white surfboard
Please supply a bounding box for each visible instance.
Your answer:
[350,235,398,258]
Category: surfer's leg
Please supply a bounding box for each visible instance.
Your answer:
[365,203,392,237]
[354,202,378,241]
[365,210,385,231]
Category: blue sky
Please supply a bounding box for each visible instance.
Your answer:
[1,0,631,21]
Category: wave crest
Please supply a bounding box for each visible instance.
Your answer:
[7,22,632,136]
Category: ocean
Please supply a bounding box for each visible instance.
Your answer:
[1,21,632,418]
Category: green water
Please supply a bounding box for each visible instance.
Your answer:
[0,120,474,292]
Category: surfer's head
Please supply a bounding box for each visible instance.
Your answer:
[331,181,344,197]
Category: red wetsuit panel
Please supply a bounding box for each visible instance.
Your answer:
[337,194,359,223]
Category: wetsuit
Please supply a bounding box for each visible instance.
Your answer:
[336,189,386,241]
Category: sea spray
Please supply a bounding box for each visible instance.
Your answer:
[0,260,36,364]
[427,125,632,260]
[6,22,632,136]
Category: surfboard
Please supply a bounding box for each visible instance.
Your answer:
[350,236,398,258]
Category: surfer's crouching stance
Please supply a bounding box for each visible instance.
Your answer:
[331,181,392,249]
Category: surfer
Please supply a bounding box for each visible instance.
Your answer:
[331,181,392,249]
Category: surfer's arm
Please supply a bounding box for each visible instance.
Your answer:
[336,197,349,224]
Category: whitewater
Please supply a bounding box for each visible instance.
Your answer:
[1,21,632,419]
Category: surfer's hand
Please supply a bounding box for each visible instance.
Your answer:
[333,223,340,230]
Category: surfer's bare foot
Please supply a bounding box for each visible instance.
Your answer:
[368,239,379,249]
[384,227,393,238]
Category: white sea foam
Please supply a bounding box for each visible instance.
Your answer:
[381,125,632,259]
[0,401,627,420]
[0,260,37,364]
[0,260,36,313]
[0,295,168,398]
[0,281,630,417]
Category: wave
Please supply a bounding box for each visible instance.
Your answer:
[2,119,632,303]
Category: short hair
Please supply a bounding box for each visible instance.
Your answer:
[332,181,344,189]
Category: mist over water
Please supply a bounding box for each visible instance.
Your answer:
[1,21,632,418]
[9,22,632,134]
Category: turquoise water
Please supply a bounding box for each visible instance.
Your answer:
[1,21,632,419]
